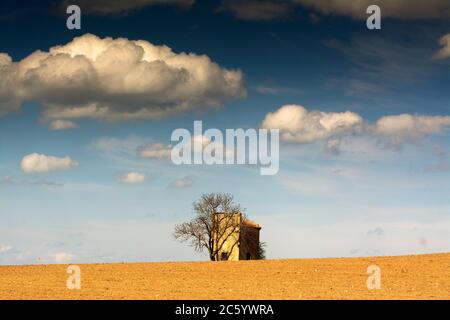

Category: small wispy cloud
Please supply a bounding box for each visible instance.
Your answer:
[254,85,302,95]
[367,227,384,236]
[21,153,78,174]
[120,172,147,184]
[90,135,145,158]
[49,119,78,130]
[53,252,75,263]
[2,176,64,187]
[138,143,172,159]
[0,244,13,253]
[433,34,450,60]
[169,176,193,189]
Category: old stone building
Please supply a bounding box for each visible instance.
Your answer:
[213,213,261,261]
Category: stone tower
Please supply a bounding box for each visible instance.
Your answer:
[213,213,261,261]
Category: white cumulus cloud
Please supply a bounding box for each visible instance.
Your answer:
[375,114,450,145]
[0,34,246,122]
[21,153,78,173]
[120,172,147,184]
[261,104,363,143]
[433,34,450,60]
[262,105,450,149]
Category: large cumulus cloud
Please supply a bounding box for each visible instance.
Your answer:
[375,114,450,145]
[0,53,21,116]
[0,34,246,122]
[261,105,364,143]
[261,104,450,146]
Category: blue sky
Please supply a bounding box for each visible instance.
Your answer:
[1,0,450,265]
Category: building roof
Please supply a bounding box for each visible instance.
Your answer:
[242,219,261,229]
[214,212,261,229]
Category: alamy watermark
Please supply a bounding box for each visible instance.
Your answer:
[66,4,380,31]
[366,265,381,290]
[66,265,81,290]
[66,5,81,30]
[171,121,279,176]
[367,5,381,30]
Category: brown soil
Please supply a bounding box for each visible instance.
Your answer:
[1,253,449,300]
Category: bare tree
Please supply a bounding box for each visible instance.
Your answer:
[173,193,251,261]
[257,241,267,260]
